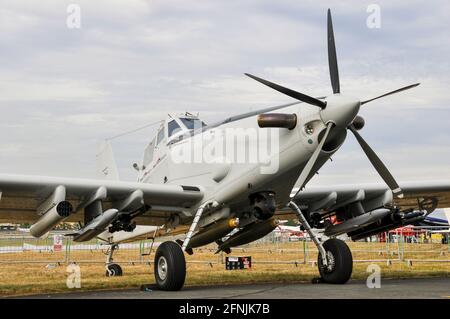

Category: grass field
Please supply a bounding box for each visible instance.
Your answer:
[0,241,449,297]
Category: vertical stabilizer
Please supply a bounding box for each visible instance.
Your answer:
[96,140,120,180]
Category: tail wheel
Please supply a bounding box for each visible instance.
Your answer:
[154,241,186,291]
[105,263,123,277]
[318,238,353,284]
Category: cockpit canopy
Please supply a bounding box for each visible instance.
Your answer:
[167,113,206,138]
[142,112,206,168]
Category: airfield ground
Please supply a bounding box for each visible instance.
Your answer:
[0,241,449,297]
[22,278,450,299]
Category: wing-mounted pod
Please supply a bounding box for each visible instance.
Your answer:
[108,190,149,233]
[113,189,145,212]
[178,217,240,255]
[348,208,426,241]
[71,186,116,242]
[30,185,73,237]
[76,186,107,224]
[73,208,119,242]
[324,208,392,237]
[72,188,148,242]
[215,217,279,254]
[320,189,427,239]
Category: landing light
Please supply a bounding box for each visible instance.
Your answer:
[304,124,314,135]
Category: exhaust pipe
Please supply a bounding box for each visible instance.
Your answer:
[257,113,297,130]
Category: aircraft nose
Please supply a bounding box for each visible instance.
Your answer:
[320,95,360,129]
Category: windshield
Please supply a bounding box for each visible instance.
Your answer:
[168,120,182,137]
[179,118,206,130]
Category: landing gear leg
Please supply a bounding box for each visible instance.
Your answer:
[288,201,353,284]
[105,244,123,277]
[154,201,212,290]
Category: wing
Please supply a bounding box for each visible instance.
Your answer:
[0,174,203,226]
[291,181,450,213]
[276,181,450,239]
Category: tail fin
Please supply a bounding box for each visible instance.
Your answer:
[96,140,120,180]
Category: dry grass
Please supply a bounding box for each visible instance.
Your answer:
[0,241,449,297]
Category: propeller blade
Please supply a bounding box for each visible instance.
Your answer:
[361,83,420,105]
[292,123,334,199]
[245,73,327,109]
[327,9,340,94]
[348,126,403,198]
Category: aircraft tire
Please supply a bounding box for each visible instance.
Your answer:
[105,263,123,277]
[318,238,353,284]
[154,241,186,291]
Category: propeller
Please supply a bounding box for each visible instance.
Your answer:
[244,73,327,109]
[291,122,334,199]
[327,8,340,94]
[361,83,420,105]
[348,125,403,198]
[246,9,420,199]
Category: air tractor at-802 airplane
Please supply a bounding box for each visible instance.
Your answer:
[1,9,449,291]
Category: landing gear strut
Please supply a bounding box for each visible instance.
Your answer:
[288,201,353,284]
[105,244,123,277]
[153,202,212,290]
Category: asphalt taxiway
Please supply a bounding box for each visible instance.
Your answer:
[18,277,450,299]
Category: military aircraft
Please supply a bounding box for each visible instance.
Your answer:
[1,9,449,291]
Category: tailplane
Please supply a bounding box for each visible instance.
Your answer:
[96,140,120,180]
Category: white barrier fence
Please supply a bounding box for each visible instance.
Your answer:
[0,227,448,266]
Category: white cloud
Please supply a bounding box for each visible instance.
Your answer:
[0,143,23,155]
[0,76,107,101]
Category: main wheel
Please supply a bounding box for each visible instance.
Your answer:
[154,241,186,291]
[318,238,352,284]
[105,263,123,277]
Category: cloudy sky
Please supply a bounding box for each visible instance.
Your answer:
[0,0,449,199]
